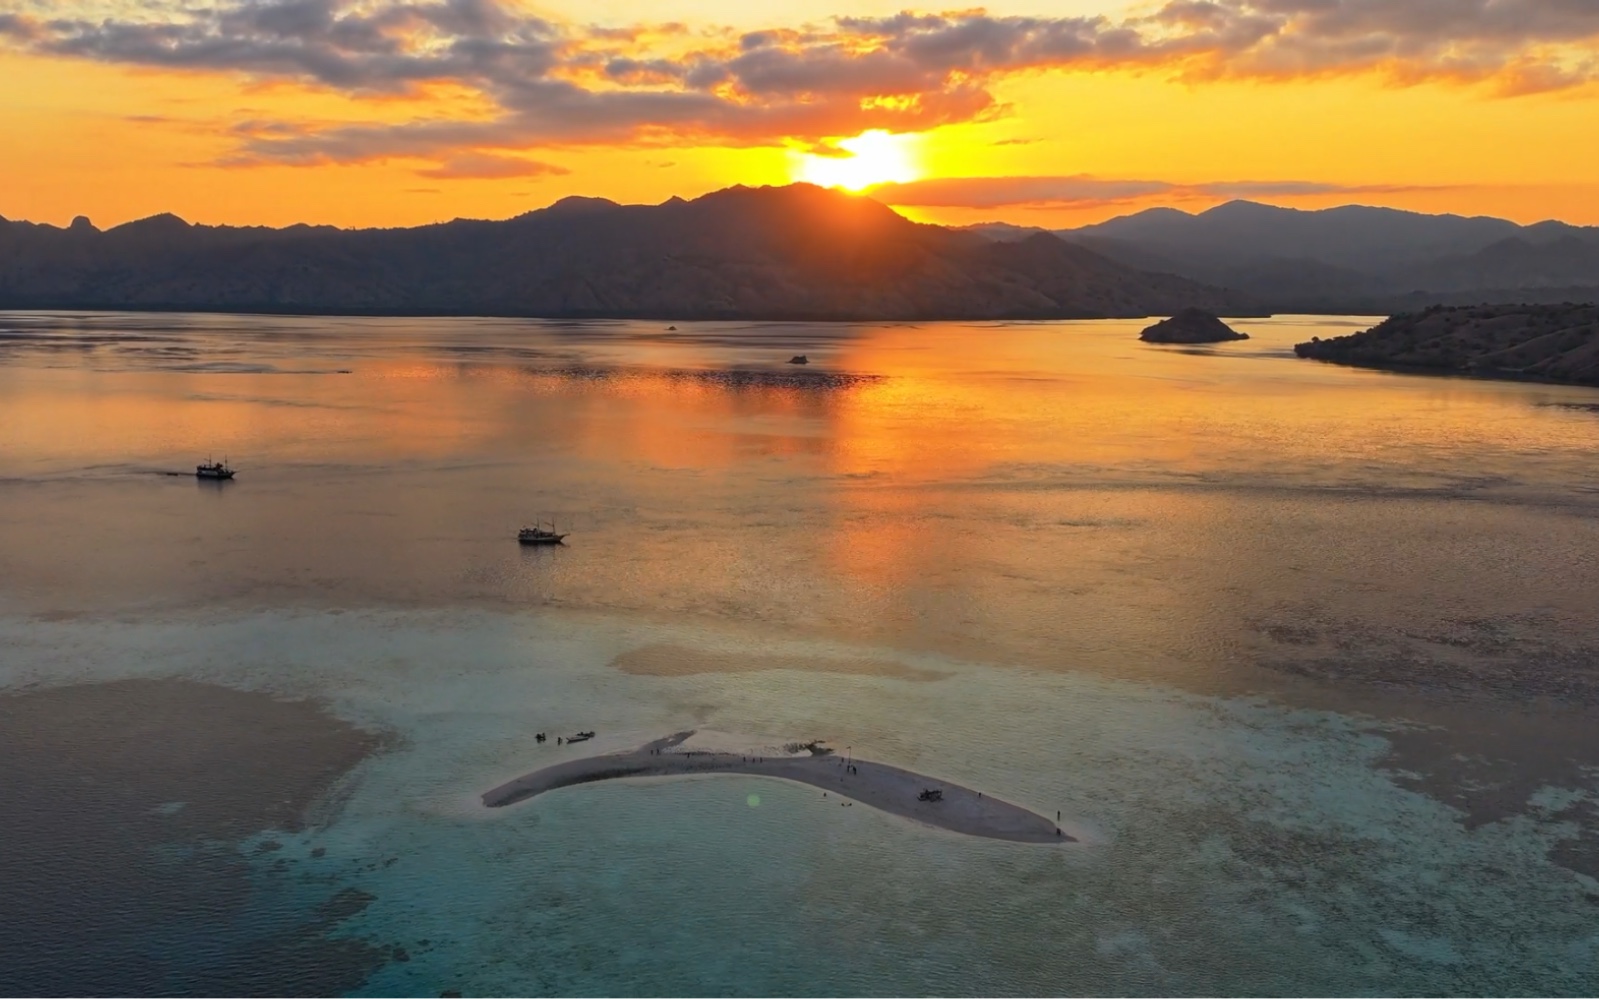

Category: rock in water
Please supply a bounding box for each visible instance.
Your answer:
[1140,308,1250,344]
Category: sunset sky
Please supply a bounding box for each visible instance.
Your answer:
[3,0,1598,230]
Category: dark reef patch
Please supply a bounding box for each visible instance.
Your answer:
[0,679,387,996]
[1244,605,1599,883]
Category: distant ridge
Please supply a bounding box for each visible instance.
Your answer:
[959,199,1599,311]
[1016,200,1599,313]
[537,196,622,216]
[0,184,1253,321]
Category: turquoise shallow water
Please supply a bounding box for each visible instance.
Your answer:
[2,607,1597,995]
[3,312,1599,994]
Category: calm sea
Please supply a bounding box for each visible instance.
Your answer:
[2,311,1598,996]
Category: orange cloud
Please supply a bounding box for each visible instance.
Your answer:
[4,0,1598,171]
[414,152,569,179]
[868,175,1457,209]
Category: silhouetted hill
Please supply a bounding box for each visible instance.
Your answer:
[1036,201,1599,312]
[958,221,1053,241]
[0,185,1253,321]
[1294,304,1599,386]
[1401,236,1599,292]
[1074,201,1529,269]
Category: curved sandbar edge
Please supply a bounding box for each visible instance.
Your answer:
[482,732,1076,844]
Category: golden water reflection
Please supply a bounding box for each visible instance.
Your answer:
[2,312,1598,700]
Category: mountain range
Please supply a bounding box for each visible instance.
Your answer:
[6,186,1596,320]
[0,185,1250,321]
[967,202,1599,314]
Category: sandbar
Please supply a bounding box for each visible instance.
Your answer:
[482,731,1075,844]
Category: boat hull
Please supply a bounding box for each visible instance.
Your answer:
[517,535,566,545]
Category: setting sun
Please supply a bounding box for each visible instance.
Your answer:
[791,130,922,191]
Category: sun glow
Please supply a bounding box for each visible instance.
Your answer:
[791,130,921,191]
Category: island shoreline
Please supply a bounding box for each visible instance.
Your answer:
[1294,304,1599,389]
[1298,353,1599,389]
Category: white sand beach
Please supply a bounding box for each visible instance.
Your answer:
[482,731,1076,844]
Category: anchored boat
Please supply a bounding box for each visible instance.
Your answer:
[196,458,235,480]
[518,519,567,545]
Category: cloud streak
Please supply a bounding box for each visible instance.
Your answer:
[867,174,1453,208]
[3,0,1597,167]
[413,152,569,179]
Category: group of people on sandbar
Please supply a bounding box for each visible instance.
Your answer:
[534,730,595,746]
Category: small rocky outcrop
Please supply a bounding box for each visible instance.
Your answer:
[1139,308,1250,344]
